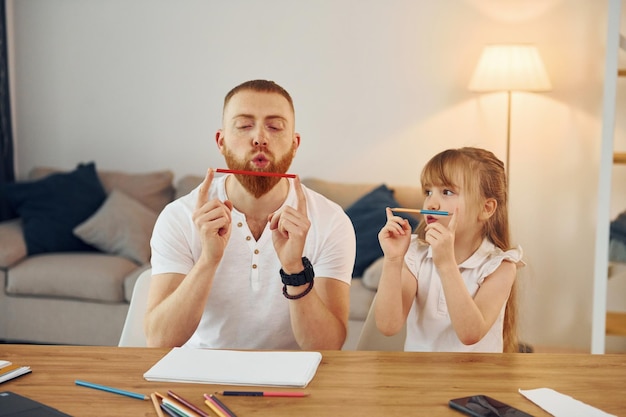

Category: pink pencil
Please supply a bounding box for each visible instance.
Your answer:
[215,168,296,179]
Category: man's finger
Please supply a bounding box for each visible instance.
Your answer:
[217,200,234,237]
[196,168,214,210]
[294,175,308,215]
[268,211,279,230]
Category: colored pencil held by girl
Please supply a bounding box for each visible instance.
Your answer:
[375,147,524,353]
[390,208,450,216]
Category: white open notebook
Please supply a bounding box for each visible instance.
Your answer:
[144,348,323,388]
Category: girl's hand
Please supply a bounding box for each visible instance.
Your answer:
[424,207,457,268]
[378,207,412,261]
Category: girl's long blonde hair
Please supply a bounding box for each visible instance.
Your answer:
[416,147,518,353]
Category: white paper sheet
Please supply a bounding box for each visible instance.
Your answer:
[144,347,322,388]
[519,388,617,417]
[0,361,32,384]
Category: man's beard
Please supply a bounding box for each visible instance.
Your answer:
[223,144,295,198]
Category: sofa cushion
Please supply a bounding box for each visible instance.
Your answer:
[301,178,381,210]
[6,253,139,302]
[0,219,27,268]
[4,162,106,255]
[362,256,385,290]
[73,189,158,265]
[175,175,203,200]
[349,279,376,321]
[29,167,175,214]
[98,170,174,213]
[302,178,424,213]
[345,184,418,277]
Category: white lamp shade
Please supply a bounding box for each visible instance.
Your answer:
[468,44,552,92]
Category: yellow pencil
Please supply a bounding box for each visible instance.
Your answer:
[204,399,229,417]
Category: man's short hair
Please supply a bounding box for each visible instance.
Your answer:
[223,80,294,114]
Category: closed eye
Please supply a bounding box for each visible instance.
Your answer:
[267,121,285,131]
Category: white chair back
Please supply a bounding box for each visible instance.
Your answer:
[356,293,406,351]
[118,268,152,347]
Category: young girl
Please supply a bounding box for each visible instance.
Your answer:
[375,147,523,353]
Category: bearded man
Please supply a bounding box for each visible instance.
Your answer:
[145,80,356,350]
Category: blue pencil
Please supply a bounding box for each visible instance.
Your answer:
[391,208,451,216]
[75,379,148,400]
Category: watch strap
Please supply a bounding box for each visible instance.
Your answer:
[280,257,315,286]
[282,280,314,300]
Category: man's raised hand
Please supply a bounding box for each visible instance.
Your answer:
[268,176,311,273]
[192,168,233,262]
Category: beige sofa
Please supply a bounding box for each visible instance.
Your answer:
[0,168,422,348]
[299,178,422,348]
[0,166,175,345]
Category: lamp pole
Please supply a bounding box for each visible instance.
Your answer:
[506,90,511,185]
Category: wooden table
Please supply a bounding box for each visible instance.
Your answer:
[1,345,624,416]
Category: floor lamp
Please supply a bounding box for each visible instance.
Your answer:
[468,44,552,181]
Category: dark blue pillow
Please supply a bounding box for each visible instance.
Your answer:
[610,210,626,244]
[345,184,419,277]
[3,162,107,255]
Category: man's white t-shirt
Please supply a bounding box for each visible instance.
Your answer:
[150,174,356,350]
[404,236,523,352]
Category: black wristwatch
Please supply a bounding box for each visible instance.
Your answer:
[280,257,315,286]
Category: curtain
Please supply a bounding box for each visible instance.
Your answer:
[0,0,15,221]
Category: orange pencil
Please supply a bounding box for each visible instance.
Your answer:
[150,392,166,417]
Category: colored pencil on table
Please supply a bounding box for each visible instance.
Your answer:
[167,390,210,417]
[74,379,148,400]
[204,399,229,417]
[162,398,202,417]
[161,402,185,417]
[215,390,309,397]
[215,168,296,178]
[390,208,450,216]
[150,392,166,417]
[204,393,238,417]
[209,394,238,417]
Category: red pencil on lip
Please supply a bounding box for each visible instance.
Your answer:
[215,168,296,178]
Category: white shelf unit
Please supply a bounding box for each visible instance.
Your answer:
[592,0,625,353]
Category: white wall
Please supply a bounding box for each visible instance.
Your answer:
[8,0,626,351]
